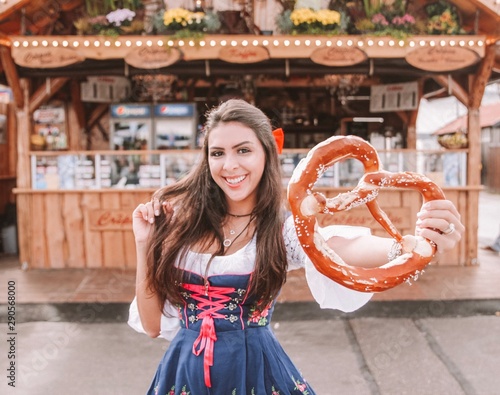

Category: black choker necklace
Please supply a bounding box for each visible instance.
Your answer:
[227,212,253,218]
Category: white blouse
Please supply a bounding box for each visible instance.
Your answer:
[128,215,373,340]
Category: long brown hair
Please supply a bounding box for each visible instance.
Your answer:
[147,99,287,310]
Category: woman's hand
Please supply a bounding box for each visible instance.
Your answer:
[132,198,172,245]
[416,199,464,253]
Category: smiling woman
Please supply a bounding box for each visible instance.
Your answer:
[127,99,464,394]
[208,121,266,215]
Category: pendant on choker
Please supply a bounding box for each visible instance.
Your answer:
[223,239,232,247]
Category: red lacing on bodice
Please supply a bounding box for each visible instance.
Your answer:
[182,282,236,388]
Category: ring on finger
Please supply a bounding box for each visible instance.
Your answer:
[442,223,455,235]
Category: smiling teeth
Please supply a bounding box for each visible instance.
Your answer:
[226,175,246,184]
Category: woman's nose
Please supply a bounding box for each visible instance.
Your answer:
[223,153,239,170]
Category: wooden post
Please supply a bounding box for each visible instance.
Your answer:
[67,102,81,151]
[67,79,84,151]
[7,102,17,175]
[70,79,85,129]
[16,79,32,267]
[465,43,496,265]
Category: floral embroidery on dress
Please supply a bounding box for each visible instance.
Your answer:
[167,385,191,395]
[179,385,190,395]
[271,385,281,394]
[248,302,272,326]
[292,376,310,394]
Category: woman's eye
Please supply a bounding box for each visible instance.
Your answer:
[210,151,223,157]
[238,148,250,154]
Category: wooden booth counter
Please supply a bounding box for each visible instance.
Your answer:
[14,147,476,269]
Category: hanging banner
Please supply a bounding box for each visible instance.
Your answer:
[81,76,131,103]
[218,46,269,63]
[125,47,181,69]
[370,81,419,113]
[405,46,479,72]
[311,47,367,67]
[13,47,84,68]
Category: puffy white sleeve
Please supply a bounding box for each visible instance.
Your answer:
[127,296,180,341]
[284,215,374,312]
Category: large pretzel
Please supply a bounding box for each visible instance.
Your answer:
[287,135,446,292]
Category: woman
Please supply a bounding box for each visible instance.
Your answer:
[129,99,464,394]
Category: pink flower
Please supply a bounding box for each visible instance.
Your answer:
[392,14,415,25]
[371,13,389,26]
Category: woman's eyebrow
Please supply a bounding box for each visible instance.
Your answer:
[209,141,254,150]
[232,141,253,149]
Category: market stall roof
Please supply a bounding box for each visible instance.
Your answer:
[1,0,500,37]
[433,101,500,134]
[1,0,500,104]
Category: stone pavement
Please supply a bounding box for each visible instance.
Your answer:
[0,192,499,395]
[3,313,500,395]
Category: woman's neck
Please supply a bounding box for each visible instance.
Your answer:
[226,201,256,218]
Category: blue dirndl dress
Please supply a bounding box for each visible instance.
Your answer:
[128,217,373,395]
[148,271,313,395]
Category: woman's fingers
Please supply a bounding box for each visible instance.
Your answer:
[134,201,156,223]
[415,199,464,253]
[152,198,161,217]
[421,200,461,220]
[133,199,173,226]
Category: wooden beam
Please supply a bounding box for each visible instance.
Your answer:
[0,45,24,109]
[87,103,108,129]
[469,43,496,108]
[431,75,469,107]
[0,0,30,21]
[28,77,69,114]
[395,111,409,124]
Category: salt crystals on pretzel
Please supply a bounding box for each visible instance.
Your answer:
[287,135,445,292]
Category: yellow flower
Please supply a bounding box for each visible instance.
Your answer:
[290,8,317,26]
[316,9,340,26]
[163,8,206,30]
[290,8,340,27]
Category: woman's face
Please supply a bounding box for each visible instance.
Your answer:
[208,121,266,211]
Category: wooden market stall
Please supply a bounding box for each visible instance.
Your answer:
[1,0,500,269]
